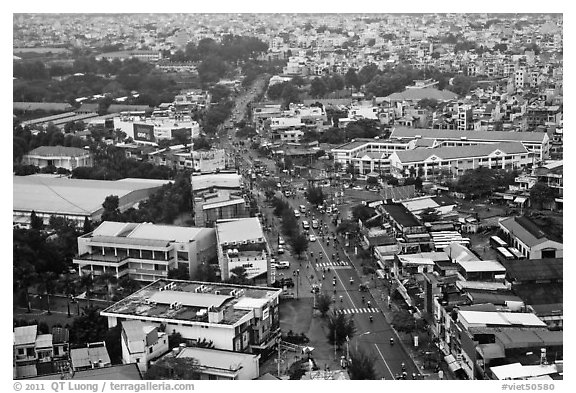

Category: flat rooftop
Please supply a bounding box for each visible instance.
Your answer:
[216,218,264,245]
[101,279,281,326]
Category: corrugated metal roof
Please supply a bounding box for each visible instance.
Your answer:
[14,325,37,346]
[390,126,548,143]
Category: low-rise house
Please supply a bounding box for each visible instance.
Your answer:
[13,326,70,379]
[498,216,563,259]
[22,146,93,170]
[69,342,111,372]
[121,321,168,373]
[164,346,261,380]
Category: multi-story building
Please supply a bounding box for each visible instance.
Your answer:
[389,127,550,160]
[74,221,217,282]
[193,192,248,228]
[331,138,413,175]
[148,148,227,173]
[216,218,272,284]
[388,142,531,179]
[379,203,432,253]
[22,146,93,171]
[13,326,70,379]
[113,114,200,143]
[101,279,282,356]
[95,50,162,63]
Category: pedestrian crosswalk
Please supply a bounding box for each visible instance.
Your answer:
[335,308,380,315]
[316,261,351,269]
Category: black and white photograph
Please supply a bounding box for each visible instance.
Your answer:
[10,2,567,388]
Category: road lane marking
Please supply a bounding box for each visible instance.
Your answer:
[374,343,395,380]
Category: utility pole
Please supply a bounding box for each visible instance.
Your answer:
[277,338,282,378]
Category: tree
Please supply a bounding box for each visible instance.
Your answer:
[327,312,356,349]
[347,349,377,380]
[118,276,140,295]
[83,217,93,234]
[316,292,332,318]
[310,77,328,98]
[305,185,325,206]
[290,233,309,259]
[70,306,109,345]
[168,332,185,348]
[145,357,200,380]
[227,266,250,284]
[168,265,190,280]
[391,309,417,336]
[193,263,218,282]
[366,176,378,186]
[192,137,211,150]
[37,271,57,314]
[105,323,123,364]
[101,195,121,222]
[529,182,556,210]
[351,204,376,223]
[96,271,118,301]
[13,259,38,313]
[79,274,94,305]
[456,167,498,198]
[30,210,44,231]
[345,68,361,90]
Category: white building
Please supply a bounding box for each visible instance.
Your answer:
[388,142,531,179]
[101,279,282,355]
[389,127,550,160]
[171,347,260,380]
[22,146,93,171]
[331,138,413,175]
[74,221,217,282]
[216,218,272,283]
[113,114,200,143]
[121,321,168,373]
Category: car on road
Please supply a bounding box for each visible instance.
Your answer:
[278,237,286,246]
[302,220,310,230]
[309,234,316,242]
[272,277,295,288]
[299,205,306,213]
[274,261,290,269]
[312,219,319,229]
[294,210,301,218]
[277,246,285,254]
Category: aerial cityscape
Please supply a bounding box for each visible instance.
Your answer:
[13,12,563,382]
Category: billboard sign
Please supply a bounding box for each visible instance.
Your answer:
[133,123,155,142]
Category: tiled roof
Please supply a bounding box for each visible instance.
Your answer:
[390,126,548,143]
[26,146,90,157]
[393,142,527,163]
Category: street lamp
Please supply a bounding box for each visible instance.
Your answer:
[355,331,372,353]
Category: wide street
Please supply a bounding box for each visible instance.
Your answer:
[218,76,420,379]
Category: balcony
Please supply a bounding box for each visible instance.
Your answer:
[75,253,129,264]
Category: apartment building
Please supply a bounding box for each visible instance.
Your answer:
[216,218,272,283]
[22,146,93,171]
[388,142,531,179]
[96,50,162,63]
[101,279,282,355]
[389,127,550,160]
[379,203,432,253]
[74,221,217,282]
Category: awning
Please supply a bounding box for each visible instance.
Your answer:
[514,196,528,203]
[376,269,387,279]
[503,194,515,200]
[476,343,506,360]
